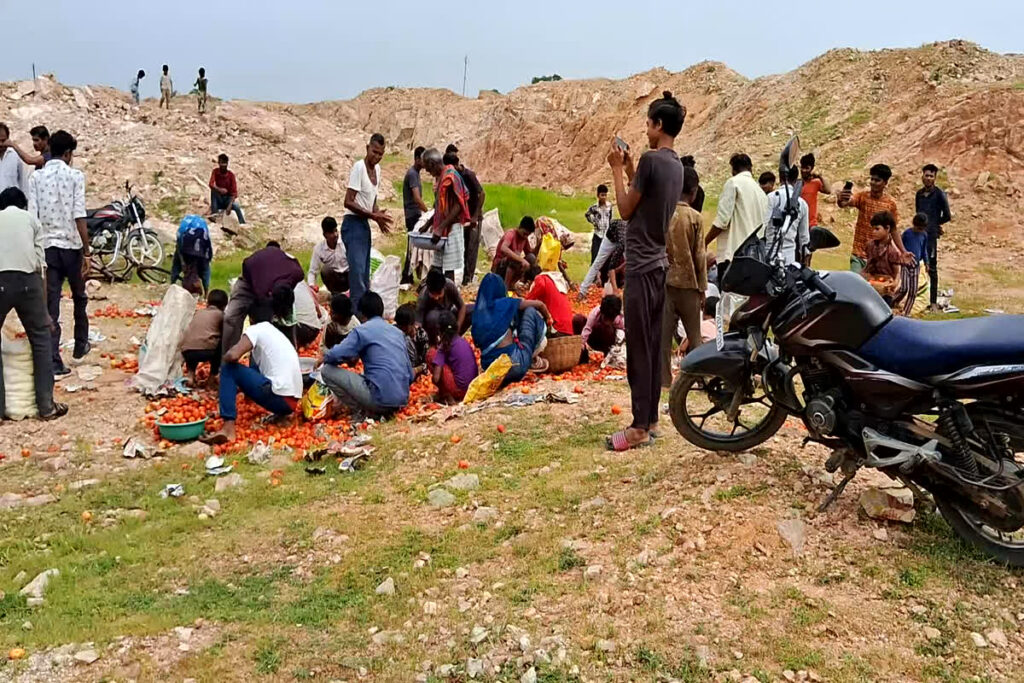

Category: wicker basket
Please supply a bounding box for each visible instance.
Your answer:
[540,334,582,374]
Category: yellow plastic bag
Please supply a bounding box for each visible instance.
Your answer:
[537,233,562,272]
[463,354,513,404]
[302,380,336,420]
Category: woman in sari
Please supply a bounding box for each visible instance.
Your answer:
[471,273,553,384]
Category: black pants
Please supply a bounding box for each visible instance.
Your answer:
[401,214,420,284]
[0,271,55,416]
[591,235,603,264]
[624,268,666,431]
[927,233,939,305]
[45,247,88,367]
[463,220,481,285]
[183,347,222,376]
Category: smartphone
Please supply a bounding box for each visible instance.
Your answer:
[843,180,854,192]
[614,136,629,152]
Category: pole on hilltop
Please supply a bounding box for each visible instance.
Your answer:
[462,55,468,97]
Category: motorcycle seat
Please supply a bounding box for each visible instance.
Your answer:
[859,315,1024,381]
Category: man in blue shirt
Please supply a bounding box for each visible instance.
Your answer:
[915,164,951,310]
[320,291,413,417]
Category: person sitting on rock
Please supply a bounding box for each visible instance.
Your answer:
[209,153,246,227]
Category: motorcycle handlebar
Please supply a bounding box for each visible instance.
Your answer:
[803,268,836,301]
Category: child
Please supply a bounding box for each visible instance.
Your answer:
[195,67,208,114]
[898,212,930,316]
[862,210,904,304]
[323,293,360,349]
[491,216,537,289]
[395,302,429,375]
[428,310,479,403]
[181,289,228,386]
[159,65,173,109]
[585,184,613,264]
[580,294,624,361]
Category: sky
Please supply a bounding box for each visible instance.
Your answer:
[3,0,1021,103]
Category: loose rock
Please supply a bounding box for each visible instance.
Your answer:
[985,628,1008,648]
[777,518,806,556]
[446,473,480,491]
[376,577,396,596]
[428,488,456,507]
[214,473,245,492]
[472,506,498,523]
[860,487,916,523]
[19,568,59,599]
[970,631,987,648]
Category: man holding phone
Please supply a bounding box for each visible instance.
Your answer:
[837,163,909,273]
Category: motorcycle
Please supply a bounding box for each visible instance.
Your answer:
[87,181,164,278]
[670,137,1024,566]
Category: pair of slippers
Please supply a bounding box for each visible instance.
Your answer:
[605,429,656,452]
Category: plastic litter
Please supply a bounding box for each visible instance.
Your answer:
[246,440,272,465]
[159,483,184,498]
[122,437,150,459]
[204,456,233,476]
[339,452,370,473]
[75,365,103,382]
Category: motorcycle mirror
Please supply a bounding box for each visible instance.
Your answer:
[779,135,801,179]
[808,226,841,252]
[721,256,773,297]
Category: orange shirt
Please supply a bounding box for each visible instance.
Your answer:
[800,178,823,226]
[849,191,899,259]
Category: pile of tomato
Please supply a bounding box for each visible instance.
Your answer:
[92,304,147,319]
[100,352,139,372]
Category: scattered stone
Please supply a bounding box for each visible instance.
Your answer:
[24,494,58,508]
[376,577,396,596]
[985,628,1008,649]
[472,506,498,523]
[13,570,27,585]
[42,456,69,472]
[214,473,244,492]
[204,499,221,514]
[179,441,212,459]
[436,664,454,677]
[595,638,616,653]
[469,625,489,644]
[777,518,806,556]
[923,626,942,640]
[0,492,25,509]
[860,487,916,523]
[455,566,470,579]
[521,667,537,683]
[19,568,59,599]
[736,453,757,466]
[467,657,484,679]
[872,527,889,541]
[422,600,438,615]
[584,565,603,579]
[371,630,405,645]
[69,479,101,491]
[580,496,606,511]
[21,621,32,631]
[26,597,44,607]
[970,631,987,648]
[73,648,100,664]
[909,604,927,616]
[428,488,456,507]
[447,473,480,491]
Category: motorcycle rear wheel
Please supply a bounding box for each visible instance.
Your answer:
[669,372,788,452]
[935,498,1024,568]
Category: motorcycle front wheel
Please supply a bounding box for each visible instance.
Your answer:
[126,230,164,267]
[668,372,788,452]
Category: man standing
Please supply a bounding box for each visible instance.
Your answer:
[6,126,51,170]
[837,163,908,272]
[915,163,951,311]
[342,133,392,310]
[706,153,769,317]
[445,145,486,285]
[130,70,145,104]
[401,146,428,285]
[308,216,349,294]
[221,241,304,352]
[27,130,91,375]
[764,165,810,266]
[430,150,471,282]
[0,124,27,194]
[159,65,173,109]
[605,90,685,452]
[799,153,832,228]
[208,154,246,225]
[585,184,613,264]
[0,188,65,420]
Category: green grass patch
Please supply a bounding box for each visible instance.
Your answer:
[714,484,767,502]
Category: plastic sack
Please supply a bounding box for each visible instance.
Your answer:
[537,233,562,272]
[370,254,401,320]
[480,208,504,259]
[2,322,37,419]
[463,353,513,404]
[130,285,196,394]
[302,380,336,421]
[369,248,386,278]
[602,330,627,370]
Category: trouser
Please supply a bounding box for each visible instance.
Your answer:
[624,268,666,431]
[160,88,171,108]
[480,307,547,386]
[927,233,939,305]
[320,269,349,295]
[850,254,866,273]
[170,242,211,293]
[183,347,222,376]
[591,235,603,264]
[580,236,618,297]
[218,362,294,420]
[210,190,246,224]
[341,214,371,311]
[0,271,54,416]
[320,364,386,415]
[401,214,420,283]
[426,348,466,402]
[45,247,88,367]
[221,278,259,353]
[661,286,702,387]
[463,220,481,285]
[494,253,537,290]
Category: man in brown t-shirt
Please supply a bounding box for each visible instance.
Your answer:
[181,289,228,386]
[837,163,909,272]
[606,90,685,451]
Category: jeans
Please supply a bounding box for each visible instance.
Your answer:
[170,237,211,292]
[210,190,246,224]
[341,214,372,311]
[927,233,939,304]
[218,362,294,420]
[579,236,618,297]
[481,307,547,386]
[183,348,221,376]
[591,235,603,264]
[0,271,54,415]
[45,247,88,368]
[320,364,383,415]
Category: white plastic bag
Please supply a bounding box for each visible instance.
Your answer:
[370,254,401,320]
[130,285,196,394]
[369,248,386,279]
[2,321,37,419]
[480,208,503,259]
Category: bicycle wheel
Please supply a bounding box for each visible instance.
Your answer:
[127,230,165,268]
[137,265,171,284]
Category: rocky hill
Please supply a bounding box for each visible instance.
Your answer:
[1,40,1021,264]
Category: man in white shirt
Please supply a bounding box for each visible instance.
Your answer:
[308,215,349,294]
[342,133,392,310]
[706,153,769,320]
[763,165,810,266]
[27,130,92,375]
[0,188,66,420]
[202,285,303,445]
[0,124,27,195]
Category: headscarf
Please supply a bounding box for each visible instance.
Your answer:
[177,214,209,238]
[471,273,520,352]
[433,165,471,237]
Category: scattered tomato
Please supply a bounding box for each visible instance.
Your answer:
[8,648,26,660]
[458,460,470,469]
[20,448,30,458]
[450,434,462,444]
[496,424,506,434]
[81,510,93,523]
[611,405,622,415]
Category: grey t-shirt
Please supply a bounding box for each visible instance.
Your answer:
[626,147,683,275]
[403,166,422,219]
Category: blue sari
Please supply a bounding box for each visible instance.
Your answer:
[471,273,546,384]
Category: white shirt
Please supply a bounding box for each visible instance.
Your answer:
[160,74,173,91]
[307,238,348,285]
[0,148,27,195]
[293,282,328,330]
[243,322,303,399]
[343,159,380,217]
[28,159,86,250]
[713,170,769,263]
[0,206,45,273]
[763,185,810,266]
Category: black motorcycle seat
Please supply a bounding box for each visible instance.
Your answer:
[860,314,1024,380]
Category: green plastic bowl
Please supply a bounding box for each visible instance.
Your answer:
[156,417,209,442]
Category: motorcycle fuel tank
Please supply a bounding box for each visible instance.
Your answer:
[774,271,892,350]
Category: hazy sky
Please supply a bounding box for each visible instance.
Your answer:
[3,0,1020,103]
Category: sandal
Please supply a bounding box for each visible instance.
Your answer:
[199,432,230,446]
[39,402,69,421]
[605,430,653,452]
